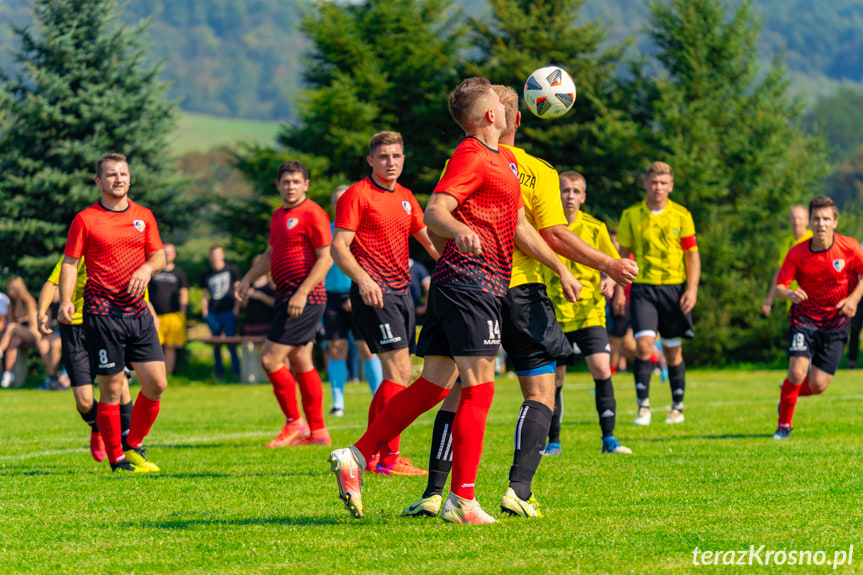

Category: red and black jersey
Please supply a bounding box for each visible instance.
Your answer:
[430,137,522,297]
[335,177,425,294]
[778,233,863,330]
[269,199,332,305]
[65,200,163,318]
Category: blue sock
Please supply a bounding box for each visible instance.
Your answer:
[329,359,347,409]
[364,357,383,394]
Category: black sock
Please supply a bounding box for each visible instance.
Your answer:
[548,386,563,444]
[80,400,99,433]
[668,361,686,410]
[120,400,133,449]
[423,410,454,498]
[594,377,616,437]
[633,358,653,407]
[508,400,552,501]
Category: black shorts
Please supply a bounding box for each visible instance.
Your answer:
[323,292,363,341]
[83,313,164,376]
[788,318,849,376]
[60,323,94,388]
[268,301,326,346]
[501,283,573,372]
[564,326,611,363]
[417,284,502,358]
[607,305,631,338]
[630,283,694,340]
[350,285,415,354]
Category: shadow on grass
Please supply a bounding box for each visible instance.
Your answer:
[638,433,771,442]
[133,516,343,529]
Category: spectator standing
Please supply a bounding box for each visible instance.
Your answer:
[201,244,241,379]
[149,243,188,374]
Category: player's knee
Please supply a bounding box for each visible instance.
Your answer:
[260,353,281,373]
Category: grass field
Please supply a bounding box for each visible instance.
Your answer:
[2,369,861,574]
[170,112,281,154]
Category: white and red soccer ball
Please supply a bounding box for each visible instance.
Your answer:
[523,66,576,119]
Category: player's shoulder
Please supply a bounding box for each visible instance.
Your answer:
[667,200,693,217]
[786,239,810,259]
[621,201,645,218]
[834,233,863,253]
[394,182,415,197]
[579,211,606,230]
[505,145,553,170]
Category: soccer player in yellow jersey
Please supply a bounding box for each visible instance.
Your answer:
[762,204,812,315]
[37,256,135,463]
[543,171,631,455]
[616,162,700,425]
[401,85,638,520]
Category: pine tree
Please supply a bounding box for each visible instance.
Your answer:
[0,0,179,282]
[275,0,467,192]
[636,0,831,364]
[465,0,647,221]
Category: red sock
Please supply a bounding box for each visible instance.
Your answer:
[610,365,618,376]
[778,378,802,427]
[451,381,495,501]
[369,380,407,466]
[97,403,124,464]
[798,376,813,397]
[268,366,301,422]
[354,377,448,463]
[296,369,325,432]
[126,392,161,448]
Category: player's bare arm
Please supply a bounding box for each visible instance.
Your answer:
[424,192,481,256]
[236,245,273,301]
[413,227,441,261]
[58,255,80,325]
[680,249,701,314]
[128,248,166,297]
[612,284,626,317]
[37,280,57,335]
[541,224,639,285]
[514,210,581,303]
[776,284,808,304]
[287,245,333,318]
[836,276,863,318]
[331,228,384,308]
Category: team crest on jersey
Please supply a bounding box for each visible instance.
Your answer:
[833,259,846,272]
[509,163,518,177]
[287,218,299,230]
[133,220,145,232]
[673,227,680,236]
[402,201,411,214]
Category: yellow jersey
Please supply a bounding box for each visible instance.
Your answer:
[48,256,88,325]
[543,211,619,331]
[501,145,568,288]
[617,199,697,285]
[48,256,151,325]
[777,228,812,298]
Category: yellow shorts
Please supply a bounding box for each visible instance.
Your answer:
[157,312,187,346]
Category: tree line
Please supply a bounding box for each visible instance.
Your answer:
[2,0,859,366]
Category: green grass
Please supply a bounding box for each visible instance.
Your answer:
[170,112,281,154]
[2,369,861,574]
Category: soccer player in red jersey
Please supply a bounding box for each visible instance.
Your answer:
[236,161,334,447]
[774,196,863,439]
[59,154,167,473]
[330,131,440,476]
[329,78,579,524]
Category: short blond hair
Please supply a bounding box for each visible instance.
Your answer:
[492,85,519,135]
[559,171,586,188]
[646,161,674,179]
[369,131,403,156]
[448,77,494,131]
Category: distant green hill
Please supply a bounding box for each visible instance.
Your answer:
[171,113,281,154]
[2,0,861,122]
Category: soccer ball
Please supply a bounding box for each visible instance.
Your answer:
[523,66,576,119]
